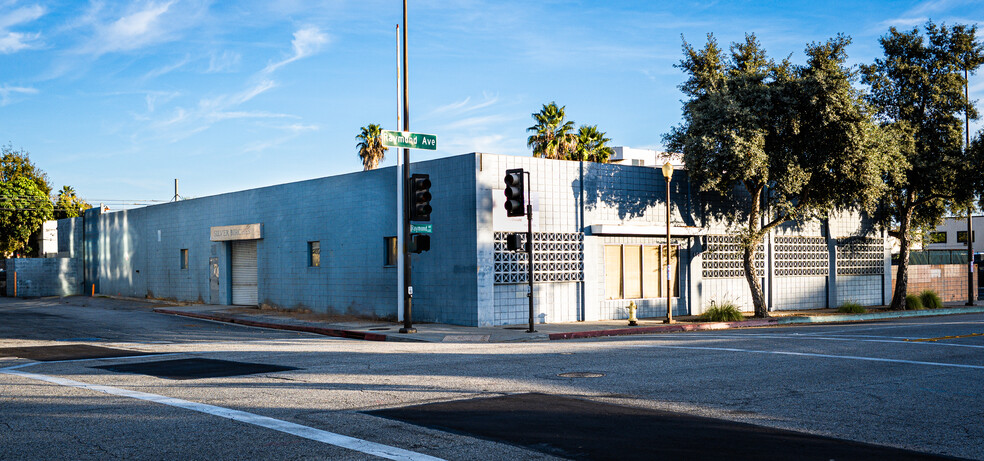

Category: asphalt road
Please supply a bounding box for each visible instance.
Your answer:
[1,296,982,460]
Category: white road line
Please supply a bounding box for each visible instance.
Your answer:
[0,366,445,461]
[684,333,984,349]
[796,321,984,336]
[638,344,984,370]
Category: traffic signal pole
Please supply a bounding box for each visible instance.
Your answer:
[399,0,415,334]
[525,172,535,333]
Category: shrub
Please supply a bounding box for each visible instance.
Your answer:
[699,303,744,322]
[919,290,943,309]
[905,294,924,310]
[838,302,865,314]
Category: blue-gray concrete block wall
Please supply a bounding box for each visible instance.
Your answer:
[79,154,481,324]
[6,258,80,297]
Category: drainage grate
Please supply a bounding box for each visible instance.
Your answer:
[0,345,151,362]
[557,371,605,378]
[94,358,298,380]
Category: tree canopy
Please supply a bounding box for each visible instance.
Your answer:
[860,21,984,310]
[54,185,92,219]
[1,145,55,256]
[665,34,898,317]
[527,102,613,163]
[356,124,388,171]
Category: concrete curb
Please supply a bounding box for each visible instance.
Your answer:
[153,305,984,343]
[774,306,984,324]
[548,318,778,340]
[153,308,389,341]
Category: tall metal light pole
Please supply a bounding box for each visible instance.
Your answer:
[966,66,976,306]
[662,162,674,324]
[395,24,404,322]
[399,0,416,333]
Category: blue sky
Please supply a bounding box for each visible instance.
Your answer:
[2,0,982,206]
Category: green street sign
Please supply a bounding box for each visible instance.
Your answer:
[381,130,437,150]
[410,223,432,234]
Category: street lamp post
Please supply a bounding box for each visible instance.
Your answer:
[662,162,674,324]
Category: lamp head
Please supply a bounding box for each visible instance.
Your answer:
[661,162,674,180]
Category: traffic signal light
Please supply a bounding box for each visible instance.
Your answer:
[504,168,525,217]
[410,234,430,253]
[506,233,523,252]
[409,174,432,221]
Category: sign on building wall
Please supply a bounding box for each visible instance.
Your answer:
[210,224,262,241]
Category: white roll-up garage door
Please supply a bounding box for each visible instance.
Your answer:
[231,240,258,305]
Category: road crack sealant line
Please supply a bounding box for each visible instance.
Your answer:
[636,344,984,370]
[550,307,984,340]
[153,308,388,341]
[549,318,778,340]
[0,361,444,461]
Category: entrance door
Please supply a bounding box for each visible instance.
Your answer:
[209,257,220,304]
[231,240,258,305]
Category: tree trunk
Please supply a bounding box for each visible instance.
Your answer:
[744,243,769,317]
[744,184,769,318]
[889,208,914,310]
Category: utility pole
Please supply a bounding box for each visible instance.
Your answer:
[399,0,416,333]
[966,67,976,306]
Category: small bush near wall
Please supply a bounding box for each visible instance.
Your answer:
[919,290,943,309]
[905,294,924,310]
[838,302,865,314]
[698,302,744,322]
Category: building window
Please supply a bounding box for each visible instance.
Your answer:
[957,231,976,243]
[384,237,398,266]
[308,241,320,267]
[604,244,679,300]
[929,232,947,244]
[180,249,188,269]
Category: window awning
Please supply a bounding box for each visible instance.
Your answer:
[587,224,705,237]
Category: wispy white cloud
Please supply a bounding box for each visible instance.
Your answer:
[0,84,38,105]
[442,114,515,131]
[0,31,38,52]
[426,93,499,119]
[0,3,45,29]
[208,110,294,121]
[73,1,208,57]
[206,50,240,73]
[263,27,329,74]
[0,3,45,53]
[144,90,179,113]
[241,123,318,153]
[142,54,190,80]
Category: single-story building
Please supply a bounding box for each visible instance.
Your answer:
[21,152,892,326]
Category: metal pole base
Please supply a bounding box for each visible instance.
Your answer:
[526,329,537,333]
[663,319,675,324]
[628,320,638,326]
[399,327,417,334]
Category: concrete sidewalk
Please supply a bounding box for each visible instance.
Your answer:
[150,301,984,343]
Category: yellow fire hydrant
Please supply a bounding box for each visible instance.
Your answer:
[627,301,638,326]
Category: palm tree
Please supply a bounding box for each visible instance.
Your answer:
[356,124,388,171]
[573,125,614,163]
[526,102,576,160]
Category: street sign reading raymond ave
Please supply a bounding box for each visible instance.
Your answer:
[410,223,432,234]
[381,130,437,150]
